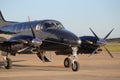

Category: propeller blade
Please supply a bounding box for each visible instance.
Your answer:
[28,16,36,38]
[104,46,113,58]
[104,28,114,40]
[89,28,99,40]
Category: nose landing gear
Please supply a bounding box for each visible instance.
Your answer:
[64,47,80,71]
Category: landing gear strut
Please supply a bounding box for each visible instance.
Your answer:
[64,47,80,71]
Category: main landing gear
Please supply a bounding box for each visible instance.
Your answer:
[64,47,80,71]
[4,57,12,69]
[2,52,12,69]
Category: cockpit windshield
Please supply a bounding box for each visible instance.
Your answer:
[42,21,64,29]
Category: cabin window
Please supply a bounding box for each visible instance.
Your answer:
[35,24,42,30]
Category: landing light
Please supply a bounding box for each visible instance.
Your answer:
[77,40,81,44]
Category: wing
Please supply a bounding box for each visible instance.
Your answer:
[0,35,37,55]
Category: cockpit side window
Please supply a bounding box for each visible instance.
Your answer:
[43,22,56,29]
[42,21,64,30]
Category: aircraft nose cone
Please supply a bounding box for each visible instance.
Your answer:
[62,30,81,46]
[47,29,81,46]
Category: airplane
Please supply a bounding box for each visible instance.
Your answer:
[0,11,114,71]
[0,11,81,71]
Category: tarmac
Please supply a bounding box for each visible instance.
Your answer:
[0,52,120,80]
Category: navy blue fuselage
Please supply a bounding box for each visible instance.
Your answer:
[0,20,80,53]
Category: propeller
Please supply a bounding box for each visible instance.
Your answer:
[28,17,49,62]
[89,28,114,58]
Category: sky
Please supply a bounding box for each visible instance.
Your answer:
[0,0,120,38]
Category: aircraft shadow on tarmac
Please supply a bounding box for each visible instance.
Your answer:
[0,60,67,71]
[0,60,26,68]
[0,60,26,65]
[12,64,67,71]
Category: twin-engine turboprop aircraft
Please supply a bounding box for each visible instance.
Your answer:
[0,11,114,71]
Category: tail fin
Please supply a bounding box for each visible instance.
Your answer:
[0,11,6,21]
[0,11,17,27]
[0,11,7,27]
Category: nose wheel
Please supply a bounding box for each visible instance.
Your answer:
[64,47,80,71]
[64,58,79,71]
[71,61,79,71]
[64,57,71,68]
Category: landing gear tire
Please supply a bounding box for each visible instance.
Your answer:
[71,61,79,71]
[64,58,71,68]
[4,58,12,69]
